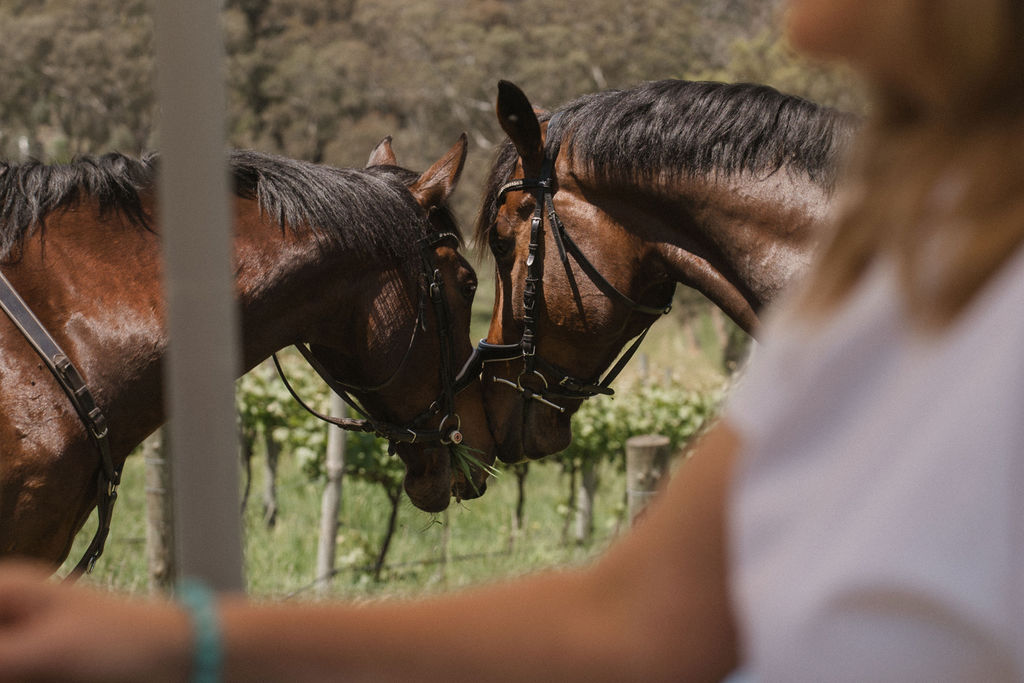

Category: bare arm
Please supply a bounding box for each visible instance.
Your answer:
[0,564,192,683]
[220,421,741,682]
[0,422,740,683]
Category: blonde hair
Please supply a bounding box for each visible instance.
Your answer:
[798,0,1024,329]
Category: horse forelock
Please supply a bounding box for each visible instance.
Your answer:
[362,163,464,246]
[473,80,859,247]
[0,150,436,264]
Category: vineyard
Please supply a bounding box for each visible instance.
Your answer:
[63,337,728,598]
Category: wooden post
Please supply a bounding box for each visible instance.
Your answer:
[315,393,347,595]
[260,434,280,528]
[144,429,176,592]
[574,459,598,545]
[626,434,671,523]
[434,508,450,587]
[508,462,528,551]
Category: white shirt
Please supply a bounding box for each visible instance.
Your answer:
[726,247,1024,682]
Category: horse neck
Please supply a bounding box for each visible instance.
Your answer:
[2,193,418,468]
[2,197,411,461]
[231,201,417,374]
[584,169,831,335]
[1,197,168,457]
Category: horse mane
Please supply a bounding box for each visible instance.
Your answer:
[0,150,445,262]
[0,153,154,260]
[475,79,859,244]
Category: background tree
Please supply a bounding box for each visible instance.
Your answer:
[0,0,860,214]
[0,0,154,158]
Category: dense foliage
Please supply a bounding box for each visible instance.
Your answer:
[558,377,723,471]
[236,351,404,493]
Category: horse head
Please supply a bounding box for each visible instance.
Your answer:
[469,82,670,462]
[475,80,847,462]
[300,135,495,511]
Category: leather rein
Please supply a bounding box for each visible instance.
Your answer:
[457,112,675,414]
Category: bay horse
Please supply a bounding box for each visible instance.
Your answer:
[0,135,493,571]
[471,80,858,462]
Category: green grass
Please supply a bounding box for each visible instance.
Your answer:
[62,447,630,600]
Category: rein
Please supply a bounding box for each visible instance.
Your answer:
[274,230,466,449]
[458,112,675,413]
[0,269,119,579]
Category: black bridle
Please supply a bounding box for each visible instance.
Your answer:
[274,230,468,450]
[457,113,675,414]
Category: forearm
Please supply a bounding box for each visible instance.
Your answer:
[220,568,646,682]
[0,425,738,683]
[219,423,740,682]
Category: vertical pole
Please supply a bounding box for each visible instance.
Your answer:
[316,394,347,595]
[144,429,177,592]
[574,459,597,545]
[625,434,671,523]
[153,0,244,591]
[433,509,450,588]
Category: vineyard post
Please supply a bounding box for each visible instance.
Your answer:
[574,459,598,545]
[625,434,671,522]
[144,429,176,592]
[315,393,347,595]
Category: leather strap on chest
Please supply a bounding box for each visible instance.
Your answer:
[0,268,120,578]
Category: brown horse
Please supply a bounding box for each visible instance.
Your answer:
[0,136,493,569]
[471,80,858,462]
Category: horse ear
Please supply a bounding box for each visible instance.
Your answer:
[408,133,468,209]
[366,136,397,167]
[496,80,544,174]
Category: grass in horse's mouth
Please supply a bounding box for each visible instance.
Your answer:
[450,444,500,499]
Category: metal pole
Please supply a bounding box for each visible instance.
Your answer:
[153,0,244,591]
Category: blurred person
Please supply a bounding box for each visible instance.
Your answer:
[1,0,1023,680]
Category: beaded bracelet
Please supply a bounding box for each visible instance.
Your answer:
[176,578,223,683]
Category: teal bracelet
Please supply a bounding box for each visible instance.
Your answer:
[176,578,223,683]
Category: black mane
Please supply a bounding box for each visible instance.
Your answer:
[0,150,447,262]
[476,79,858,243]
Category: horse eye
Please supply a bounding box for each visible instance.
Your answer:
[462,281,477,301]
